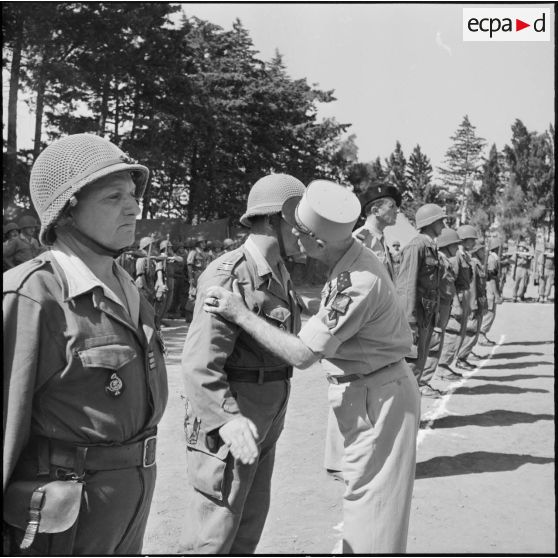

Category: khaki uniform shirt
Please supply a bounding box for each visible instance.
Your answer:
[352,225,396,281]
[298,240,412,377]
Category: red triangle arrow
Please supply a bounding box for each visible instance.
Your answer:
[516,19,530,31]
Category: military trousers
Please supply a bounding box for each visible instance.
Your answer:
[329,360,420,554]
[512,268,530,299]
[323,406,344,472]
[439,291,470,366]
[458,309,483,361]
[480,299,497,335]
[183,379,290,554]
[422,302,452,384]
[407,312,436,385]
[538,270,554,299]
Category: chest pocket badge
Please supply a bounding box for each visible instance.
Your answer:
[77,344,136,399]
[264,306,291,330]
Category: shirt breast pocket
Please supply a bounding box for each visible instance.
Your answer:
[77,343,137,371]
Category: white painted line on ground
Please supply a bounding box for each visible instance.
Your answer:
[417,333,506,447]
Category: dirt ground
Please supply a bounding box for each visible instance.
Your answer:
[142,281,555,555]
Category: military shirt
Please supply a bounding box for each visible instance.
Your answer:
[181,237,303,440]
[352,225,395,281]
[3,234,42,267]
[298,240,412,377]
[438,251,457,305]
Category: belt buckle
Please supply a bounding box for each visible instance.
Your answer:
[327,374,340,385]
[143,436,157,468]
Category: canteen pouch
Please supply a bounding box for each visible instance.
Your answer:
[3,480,83,549]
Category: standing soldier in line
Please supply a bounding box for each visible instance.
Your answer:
[324,181,402,475]
[478,238,503,346]
[395,203,445,397]
[187,236,206,301]
[455,237,487,370]
[3,216,44,267]
[536,241,554,303]
[352,182,402,282]
[203,180,419,554]
[422,228,461,390]
[390,240,402,277]
[159,238,178,323]
[437,225,475,377]
[204,240,216,264]
[180,174,306,554]
[135,236,166,329]
[512,241,533,302]
[498,241,513,295]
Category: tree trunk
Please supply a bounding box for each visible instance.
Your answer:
[33,57,47,161]
[6,9,25,185]
[98,74,110,135]
[114,82,120,142]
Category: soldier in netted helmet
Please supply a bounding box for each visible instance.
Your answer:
[2,215,44,267]
[3,134,168,555]
[181,173,306,554]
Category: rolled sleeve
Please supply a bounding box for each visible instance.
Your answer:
[298,315,341,358]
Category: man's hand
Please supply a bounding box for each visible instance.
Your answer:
[204,279,249,324]
[219,416,259,465]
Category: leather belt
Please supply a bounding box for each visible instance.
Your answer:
[225,365,293,384]
[43,434,157,471]
[326,359,403,385]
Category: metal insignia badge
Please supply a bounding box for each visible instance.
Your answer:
[331,293,352,315]
[105,372,124,397]
[336,271,352,292]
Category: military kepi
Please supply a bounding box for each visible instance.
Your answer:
[282,180,361,242]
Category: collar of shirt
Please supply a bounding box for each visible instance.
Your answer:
[329,238,362,281]
[50,239,140,325]
[244,236,289,292]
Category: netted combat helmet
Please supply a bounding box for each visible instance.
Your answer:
[415,204,445,229]
[437,228,461,248]
[3,222,19,236]
[239,174,306,227]
[18,215,39,229]
[30,134,149,245]
[456,225,478,240]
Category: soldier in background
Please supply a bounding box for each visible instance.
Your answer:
[222,238,235,253]
[455,237,487,370]
[512,241,533,302]
[498,242,513,294]
[135,236,166,328]
[159,238,179,323]
[396,203,445,397]
[3,222,20,270]
[437,225,475,378]
[390,240,402,276]
[536,241,555,303]
[353,182,402,282]
[3,215,43,267]
[187,236,206,301]
[422,228,461,391]
[478,238,503,346]
[169,242,188,318]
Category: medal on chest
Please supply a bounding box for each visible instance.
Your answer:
[105,372,125,397]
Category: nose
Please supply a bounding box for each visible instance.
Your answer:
[124,193,140,216]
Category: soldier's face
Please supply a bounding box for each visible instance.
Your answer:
[72,172,140,250]
[432,219,445,237]
[462,238,476,251]
[447,244,459,257]
[7,230,19,239]
[376,197,398,226]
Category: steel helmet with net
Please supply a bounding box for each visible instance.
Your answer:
[437,228,461,248]
[18,215,39,229]
[456,224,478,240]
[415,204,446,229]
[30,133,149,245]
[239,174,306,227]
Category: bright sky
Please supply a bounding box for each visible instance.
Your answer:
[6,2,554,178]
[180,2,555,174]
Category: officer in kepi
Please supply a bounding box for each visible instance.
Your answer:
[3,133,168,555]
[395,203,445,397]
[180,174,306,554]
[203,180,420,554]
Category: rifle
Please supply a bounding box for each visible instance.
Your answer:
[512,250,518,281]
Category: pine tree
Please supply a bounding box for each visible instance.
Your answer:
[438,115,486,225]
[404,144,440,220]
[385,141,407,197]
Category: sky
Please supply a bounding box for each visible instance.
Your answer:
[177,2,554,173]
[6,2,554,177]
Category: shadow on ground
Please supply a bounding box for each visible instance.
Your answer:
[481,361,554,370]
[490,351,544,360]
[416,451,554,478]
[420,409,554,430]
[470,374,553,382]
[501,340,554,346]
[452,384,548,395]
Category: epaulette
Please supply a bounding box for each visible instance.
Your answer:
[214,249,245,274]
[3,255,51,293]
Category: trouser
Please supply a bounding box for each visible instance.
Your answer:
[512,268,530,299]
[458,309,483,360]
[323,406,344,472]
[407,312,436,385]
[480,300,496,335]
[329,360,420,553]
[539,270,554,299]
[439,290,470,366]
[8,445,157,555]
[183,379,290,554]
[422,302,452,384]
[161,277,175,318]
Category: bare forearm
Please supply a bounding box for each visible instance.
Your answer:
[236,310,318,369]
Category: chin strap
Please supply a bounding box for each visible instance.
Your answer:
[68,225,123,258]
